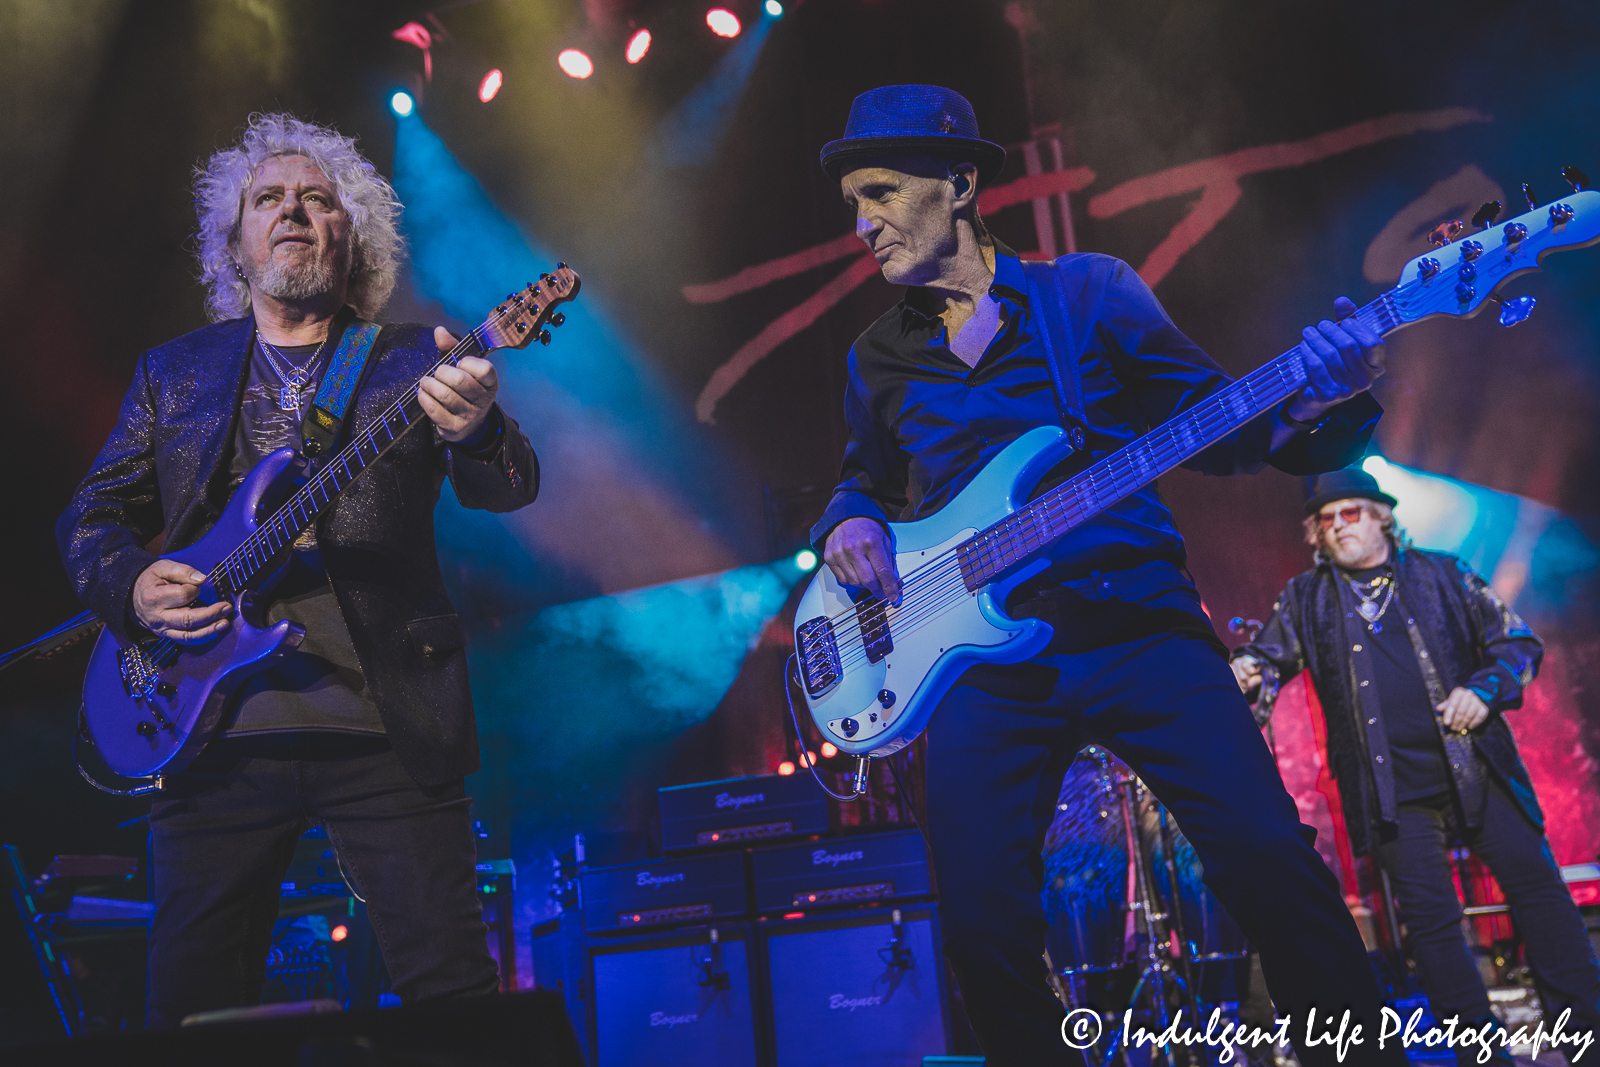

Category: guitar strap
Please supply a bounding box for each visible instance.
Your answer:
[299,306,384,458]
[1020,258,1088,446]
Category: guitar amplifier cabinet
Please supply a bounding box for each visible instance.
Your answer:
[590,924,763,1067]
[751,829,932,913]
[659,774,829,853]
[580,852,750,933]
[761,906,951,1066]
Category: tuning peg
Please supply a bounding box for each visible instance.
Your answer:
[1521,184,1539,210]
[550,313,565,327]
[1472,201,1502,230]
[1427,220,1463,247]
[537,330,552,345]
[557,261,566,270]
[1562,166,1589,192]
[1491,294,1536,327]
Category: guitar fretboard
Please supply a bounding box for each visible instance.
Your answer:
[209,328,489,596]
[955,292,1403,589]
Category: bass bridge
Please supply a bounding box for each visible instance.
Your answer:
[796,617,841,698]
[117,643,177,733]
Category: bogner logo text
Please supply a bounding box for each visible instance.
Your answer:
[829,994,884,1011]
[650,1011,699,1028]
[715,791,765,810]
[812,848,865,868]
[636,871,687,888]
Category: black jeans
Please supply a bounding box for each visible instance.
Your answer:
[925,623,1405,1067]
[145,733,499,1028]
[1377,779,1600,1043]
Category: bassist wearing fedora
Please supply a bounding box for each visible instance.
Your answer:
[810,85,1404,1066]
[57,114,538,1025]
[1234,468,1600,1064]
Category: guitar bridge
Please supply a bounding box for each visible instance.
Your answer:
[796,617,841,698]
[117,643,160,701]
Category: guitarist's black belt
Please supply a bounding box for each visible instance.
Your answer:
[298,306,384,458]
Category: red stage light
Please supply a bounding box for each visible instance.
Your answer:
[706,8,741,37]
[558,49,594,79]
[626,29,652,64]
[820,742,838,758]
[777,760,796,776]
[478,69,503,102]
[330,924,349,942]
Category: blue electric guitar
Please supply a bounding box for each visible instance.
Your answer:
[793,180,1600,765]
[81,266,579,779]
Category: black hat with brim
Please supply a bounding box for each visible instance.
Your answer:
[821,85,1007,187]
[1304,465,1399,515]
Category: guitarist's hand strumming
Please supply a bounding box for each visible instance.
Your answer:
[132,560,233,643]
[824,516,902,606]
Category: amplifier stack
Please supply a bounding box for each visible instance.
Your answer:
[534,774,967,1067]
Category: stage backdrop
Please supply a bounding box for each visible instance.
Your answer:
[2,0,1597,992]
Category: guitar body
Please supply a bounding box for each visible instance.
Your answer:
[794,426,1077,757]
[82,448,307,778]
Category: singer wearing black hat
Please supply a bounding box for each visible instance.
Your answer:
[808,85,1405,1066]
[1234,466,1600,1065]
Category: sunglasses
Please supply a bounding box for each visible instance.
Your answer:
[1316,504,1368,530]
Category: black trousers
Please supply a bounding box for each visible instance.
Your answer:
[1377,779,1600,1047]
[145,734,499,1028]
[924,624,1406,1067]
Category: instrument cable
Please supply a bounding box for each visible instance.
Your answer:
[783,654,868,802]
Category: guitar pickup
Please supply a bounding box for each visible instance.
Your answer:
[855,596,893,663]
[797,617,841,698]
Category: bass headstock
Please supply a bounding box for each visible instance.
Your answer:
[1390,178,1600,328]
[477,264,581,350]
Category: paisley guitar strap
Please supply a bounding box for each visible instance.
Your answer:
[1020,258,1088,446]
[299,305,384,458]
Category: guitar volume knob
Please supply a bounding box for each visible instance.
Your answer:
[878,689,895,708]
[136,721,158,737]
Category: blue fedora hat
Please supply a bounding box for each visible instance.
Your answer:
[821,85,1006,186]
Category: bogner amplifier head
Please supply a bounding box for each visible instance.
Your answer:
[659,773,829,852]
[751,829,931,913]
[580,852,750,933]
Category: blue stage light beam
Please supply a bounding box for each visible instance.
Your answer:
[649,7,776,169]
[391,116,750,602]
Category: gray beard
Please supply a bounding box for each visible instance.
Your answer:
[246,248,345,304]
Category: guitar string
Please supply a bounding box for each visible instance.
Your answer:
[809,294,1399,671]
[147,284,567,663]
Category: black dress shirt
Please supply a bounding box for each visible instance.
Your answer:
[811,247,1382,582]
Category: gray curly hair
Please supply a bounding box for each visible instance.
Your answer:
[195,112,404,322]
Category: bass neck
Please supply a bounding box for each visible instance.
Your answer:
[955,294,1401,590]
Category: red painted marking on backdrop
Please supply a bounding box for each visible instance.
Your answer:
[1088,107,1491,286]
[685,232,864,305]
[696,253,883,422]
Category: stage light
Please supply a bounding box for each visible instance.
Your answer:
[478,69,503,102]
[765,0,783,15]
[558,49,594,79]
[330,924,349,942]
[626,28,651,64]
[793,548,818,571]
[390,91,415,117]
[820,742,837,758]
[778,760,796,775]
[803,749,817,766]
[706,8,741,37]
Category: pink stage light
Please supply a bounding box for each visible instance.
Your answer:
[557,49,594,79]
[330,924,349,942]
[820,742,838,758]
[777,760,796,776]
[478,69,503,102]
[706,8,741,37]
[625,28,652,64]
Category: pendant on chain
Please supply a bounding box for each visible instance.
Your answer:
[1358,601,1381,623]
[279,385,302,412]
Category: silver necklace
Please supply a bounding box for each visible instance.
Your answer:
[1346,571,1396,633]
[258,336,327,412]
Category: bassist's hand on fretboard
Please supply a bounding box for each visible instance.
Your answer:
[1272,295,1387,451]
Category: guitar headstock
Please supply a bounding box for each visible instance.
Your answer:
[1390,184,1600,326]
[477,264,582,350]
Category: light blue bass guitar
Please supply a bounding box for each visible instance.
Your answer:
[792,183,1600,776]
